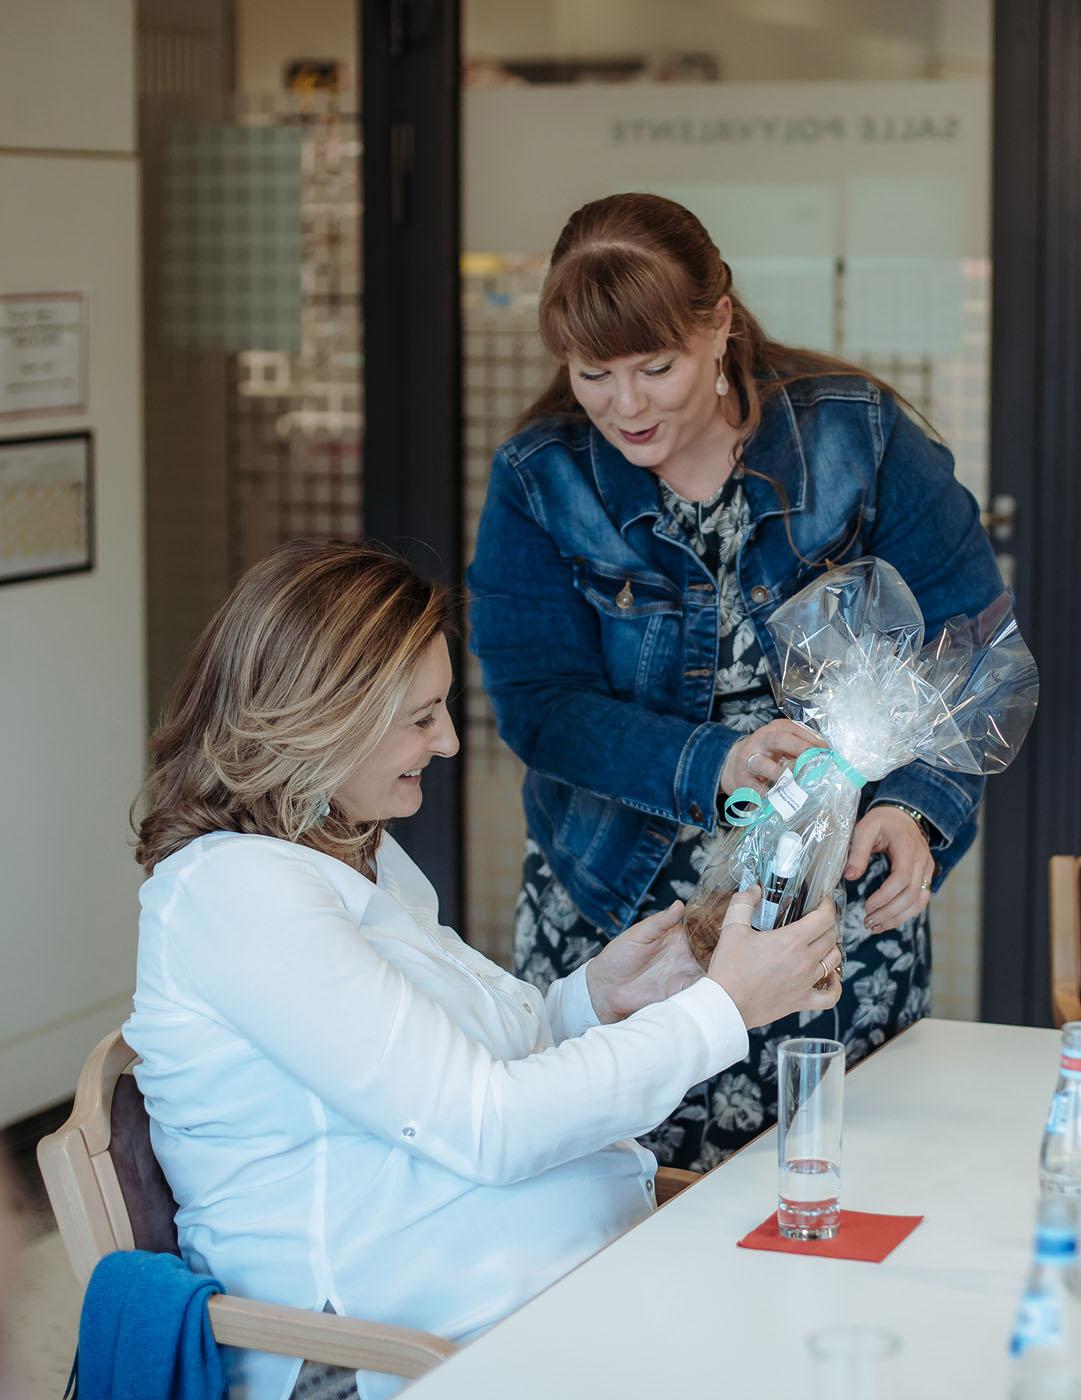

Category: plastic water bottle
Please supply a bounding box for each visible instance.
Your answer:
[1008,1198,1081,1399]
[1040,1023,1081,1198]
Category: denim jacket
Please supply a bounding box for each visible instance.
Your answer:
[467,377,1004,935]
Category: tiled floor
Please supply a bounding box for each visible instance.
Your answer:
[3,1122,80,1400]
[4,1225,79,1399]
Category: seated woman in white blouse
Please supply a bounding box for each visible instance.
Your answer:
[125,540,841,1400]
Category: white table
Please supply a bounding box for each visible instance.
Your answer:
[407,1019,1059,1399]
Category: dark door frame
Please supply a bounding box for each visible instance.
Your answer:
[361,0,464,927]
[983,0,1081,1025]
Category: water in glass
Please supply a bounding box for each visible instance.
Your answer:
[779,1156,841,1238]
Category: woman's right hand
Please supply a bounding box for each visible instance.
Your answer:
[719,718,819,797]
[706,887,842,1029]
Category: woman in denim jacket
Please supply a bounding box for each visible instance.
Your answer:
[467,193,1004,1170]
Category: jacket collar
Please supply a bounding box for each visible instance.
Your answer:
[589,381,808,535]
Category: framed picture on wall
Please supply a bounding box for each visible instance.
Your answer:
[0,292,87,419]
[0,431,93,585]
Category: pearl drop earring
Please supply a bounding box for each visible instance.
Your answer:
[715,366,729,397]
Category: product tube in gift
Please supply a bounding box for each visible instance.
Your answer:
[755,829,805,930]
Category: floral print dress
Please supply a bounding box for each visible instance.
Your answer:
[513,472,931,1172]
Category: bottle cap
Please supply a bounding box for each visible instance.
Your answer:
[1061,1020,1081,1059]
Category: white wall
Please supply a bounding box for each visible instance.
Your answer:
[234,0,356,95]
[0,0,145,1123]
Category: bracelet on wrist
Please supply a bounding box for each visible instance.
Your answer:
[876,802,936,846]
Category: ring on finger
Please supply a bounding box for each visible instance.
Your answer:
[919,877,931,892]
[817,957,830,984]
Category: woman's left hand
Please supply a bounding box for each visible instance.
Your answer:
[585,901,701,1024]
[845,806,935,933]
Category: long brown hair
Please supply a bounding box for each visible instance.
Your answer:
[519,192,902,447]
[133,539,452,875]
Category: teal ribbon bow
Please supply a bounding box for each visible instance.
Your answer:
[723,746,868,828]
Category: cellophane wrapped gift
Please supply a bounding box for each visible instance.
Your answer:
[684,557,1039,968]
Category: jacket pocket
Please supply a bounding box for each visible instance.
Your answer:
[570,559,683,701]
[790,514,866,580]
[570,559,682,618]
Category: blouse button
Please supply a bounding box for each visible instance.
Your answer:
[401,1126,417,1139]
[522,1002,535,1016]
[646,1180,654,1193]
[750,584,770,604]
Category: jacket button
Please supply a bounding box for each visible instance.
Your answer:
[616,582,634,609]
[750,585,770,604]
[689,803,705,823]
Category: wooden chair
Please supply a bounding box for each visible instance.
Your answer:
[1050,855,1081,1027]
[38,1029,697,1378]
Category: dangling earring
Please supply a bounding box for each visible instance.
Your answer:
[715,362,729,397]
[313,794,331,823]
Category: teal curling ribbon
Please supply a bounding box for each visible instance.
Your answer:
[722,745,868,828]
[723,786,770,827]
[792,746,868,790]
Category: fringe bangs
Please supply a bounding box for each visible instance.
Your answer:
[539,246,702,363]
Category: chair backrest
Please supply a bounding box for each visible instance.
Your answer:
[37,1028,180,1288]
[1049,856,1081,1028]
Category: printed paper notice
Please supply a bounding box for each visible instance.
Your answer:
[0,294,86,418]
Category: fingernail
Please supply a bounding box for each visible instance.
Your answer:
[844,865,855,878]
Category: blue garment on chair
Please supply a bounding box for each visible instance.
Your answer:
[68,1250,227,1400]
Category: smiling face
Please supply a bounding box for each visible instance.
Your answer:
[332,635,459,823]
[567,308,733,474]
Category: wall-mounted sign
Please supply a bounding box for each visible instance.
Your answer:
[0,431,93,585]
[0,292,87,419]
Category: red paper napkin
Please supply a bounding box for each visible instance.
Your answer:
[737,1210,923,1263]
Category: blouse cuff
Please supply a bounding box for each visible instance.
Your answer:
[666,976,750,1073]
[545,961,602,1043]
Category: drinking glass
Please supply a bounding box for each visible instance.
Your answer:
[777,1037,845,1240]
[805,1326,901,1400]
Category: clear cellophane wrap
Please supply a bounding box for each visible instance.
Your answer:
[684,557,1039,969]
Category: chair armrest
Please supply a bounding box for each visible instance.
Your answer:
[1049,856,1081,1029]
[1052,980,1081,1028]
[208,1295,456,1379]
[654,1167,700,1205]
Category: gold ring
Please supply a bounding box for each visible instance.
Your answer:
[818,958,830,983]
[920,879,931,891]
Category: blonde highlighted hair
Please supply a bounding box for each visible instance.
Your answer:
[133,539,452,875]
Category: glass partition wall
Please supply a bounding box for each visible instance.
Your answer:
[461,0,993,1021]
[139,0,363,717]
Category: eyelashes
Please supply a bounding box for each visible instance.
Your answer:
[577,361,674,382]
[415,714,437,730]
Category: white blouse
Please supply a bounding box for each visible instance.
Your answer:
[123,831,748,1399]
